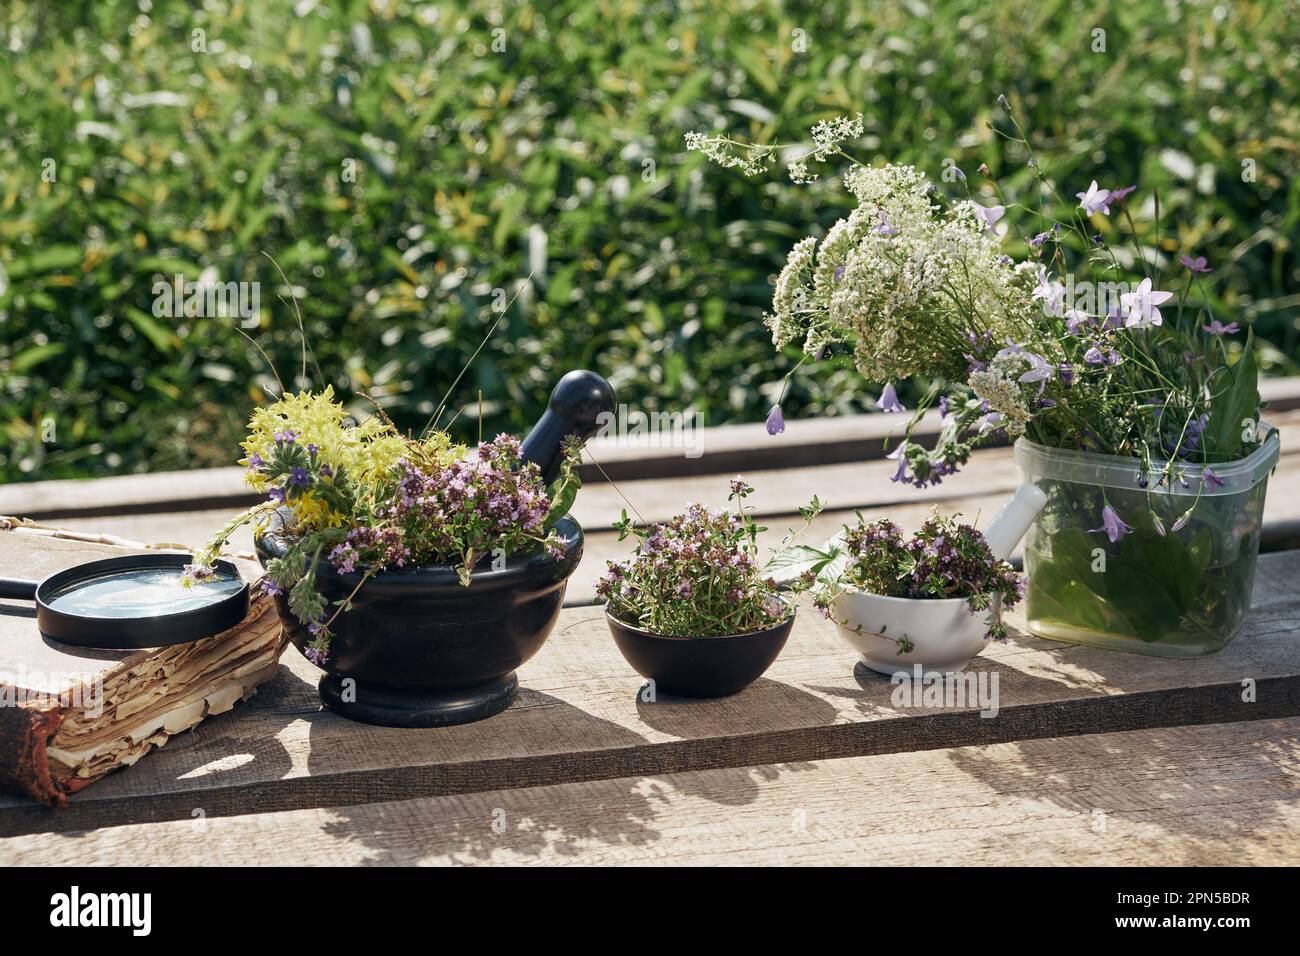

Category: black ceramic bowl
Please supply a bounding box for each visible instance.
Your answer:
[605,604,795,698]
[256,513,583,727]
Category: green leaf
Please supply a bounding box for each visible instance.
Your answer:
[10,342,65,372]
[1046,527,1110,598]
[125,307,182,352]
[544,472,579,529]
[1042,512,1220,644]
[493,190,526,251]
[136,257,202,278]
[1203,329,1259,462]
[6,245,82,279]
[1029,528,1134,637]
[234,207,277,249]
[765,543,845,583]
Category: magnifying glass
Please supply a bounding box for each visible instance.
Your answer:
[0,553,250,649]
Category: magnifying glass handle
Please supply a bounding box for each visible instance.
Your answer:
[0,578,39,601]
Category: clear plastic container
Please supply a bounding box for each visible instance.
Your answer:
[1014,425,1280,657]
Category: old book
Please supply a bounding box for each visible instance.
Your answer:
[0,522,286,806]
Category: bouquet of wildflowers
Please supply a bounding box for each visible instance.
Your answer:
[186,387,580,660]
[688,109,1262,503]
[596,478,788,637]
[691,104,1269,649]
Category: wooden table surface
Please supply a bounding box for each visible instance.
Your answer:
[3,390,1300,865]
[2,548,1298,864]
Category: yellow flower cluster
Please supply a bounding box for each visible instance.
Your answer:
[240,386,400,486]
[289,492,345,531]
[239,387,464,532]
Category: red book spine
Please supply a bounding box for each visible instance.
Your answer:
[0,697,70,806]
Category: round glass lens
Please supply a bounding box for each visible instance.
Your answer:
[46,567,245,619]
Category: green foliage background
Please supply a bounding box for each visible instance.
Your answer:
[2,0,1297,481]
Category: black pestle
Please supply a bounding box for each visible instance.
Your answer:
[520,370,616,483]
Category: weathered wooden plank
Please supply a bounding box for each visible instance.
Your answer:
[0,419,965,522]
[1259,375,1300,408]
[22,509,261,557]
[626,390,1283,493]
[0,467,253,521]
[5,396,1299,521]
[4,717,1297,865]
[585,372,1300,481]
[581,406,943,481]
[2,549,1297,838]
[29,446,1023,546]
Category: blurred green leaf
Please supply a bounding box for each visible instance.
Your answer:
[7,245,82,278]
[125,307,182,352]
[10,343,66,373]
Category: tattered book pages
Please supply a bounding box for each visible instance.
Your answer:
[0,526,286,805]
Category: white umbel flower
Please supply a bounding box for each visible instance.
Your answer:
[767,236,819,348]
[765,163,1031,383]
[809,114,865,161]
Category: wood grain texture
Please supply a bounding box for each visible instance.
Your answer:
[5,717,1297,865]
[2,549,1297,838]
[5,396,1299,522]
